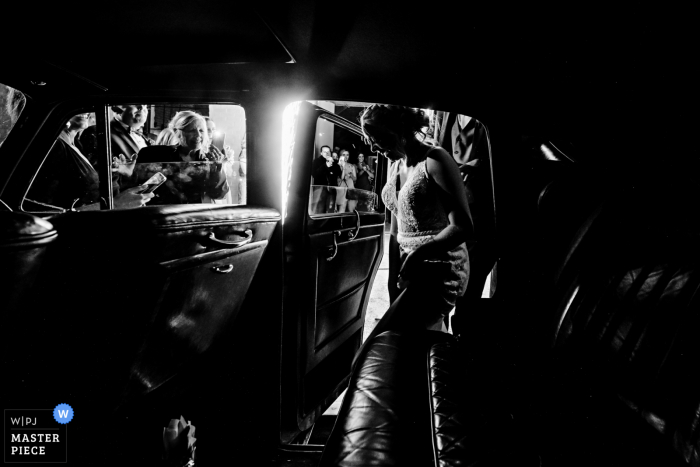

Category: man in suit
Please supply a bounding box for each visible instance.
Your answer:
[311,145,341,213]
[433,111,498,337]
[110,104,153,159]
[107,104,154,192]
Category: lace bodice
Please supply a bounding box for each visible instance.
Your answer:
[381,151,470,311]
[382,154,449,250]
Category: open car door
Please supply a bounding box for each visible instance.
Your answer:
[281,101,386,441]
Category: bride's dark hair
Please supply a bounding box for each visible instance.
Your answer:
[360,105,430,146]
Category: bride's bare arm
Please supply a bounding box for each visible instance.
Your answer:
[428,147,473,239]
[399,147,474,279]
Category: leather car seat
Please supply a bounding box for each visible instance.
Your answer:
[525,185,700,466]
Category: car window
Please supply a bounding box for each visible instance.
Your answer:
[23,110,104,212]
[309,101,378,216]
[0,83,26,147]
[22,103,246,212]
[131,104,246,206]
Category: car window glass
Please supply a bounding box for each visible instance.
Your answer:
[0,83,26,147]
[309,102,378,216]
[133,103,246,206]
[21,103,246,212]
[23,111,104,213]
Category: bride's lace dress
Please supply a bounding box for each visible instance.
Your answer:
[382,152,469,312]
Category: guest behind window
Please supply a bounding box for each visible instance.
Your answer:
[356,152,374,191]
[155,128,178,146]
[238,133,247,204]
[77,104,154,194]
[311,144,341,213]
[137,111,229,204]
[336,150,357,213]
[109,105,154,169]
[204,116,245,205]
[203,117,234,161]
[27,113,153,211]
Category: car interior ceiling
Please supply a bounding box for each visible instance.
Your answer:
[1,3,698,467]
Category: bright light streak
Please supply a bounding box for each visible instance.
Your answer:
[281,101,301,223]
[540,144,558,161]
[555,284,580,341]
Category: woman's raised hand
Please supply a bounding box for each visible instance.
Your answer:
[111,154,136,176]
[113,186,154,209]
[206,145,226,162]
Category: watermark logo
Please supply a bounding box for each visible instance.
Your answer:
[52,404,73,425]
[4,406,70,463]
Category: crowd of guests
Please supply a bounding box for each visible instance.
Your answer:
[311,144,375,213]
[27,106,244,210]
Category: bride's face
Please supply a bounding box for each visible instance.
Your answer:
[367,130,403,161]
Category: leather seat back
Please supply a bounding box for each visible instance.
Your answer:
[542,192,700,466]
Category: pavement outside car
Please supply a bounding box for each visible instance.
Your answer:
[362,232,391,340]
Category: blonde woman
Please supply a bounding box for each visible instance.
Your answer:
[155,128,178,146]
[137,111,229,204]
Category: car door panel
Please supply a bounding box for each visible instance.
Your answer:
[15,204,279,461]
[281,101,386,439]
[124,238,271,398]
[311,228,382,350]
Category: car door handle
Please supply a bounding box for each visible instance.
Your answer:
[347,210,361,241]
[211,264,234,274]
[326,231,340,261]
[206,229,253,248]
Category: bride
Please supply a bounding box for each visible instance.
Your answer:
[360,104,473,336]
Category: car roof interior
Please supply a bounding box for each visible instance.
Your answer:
[4,4,693,129]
